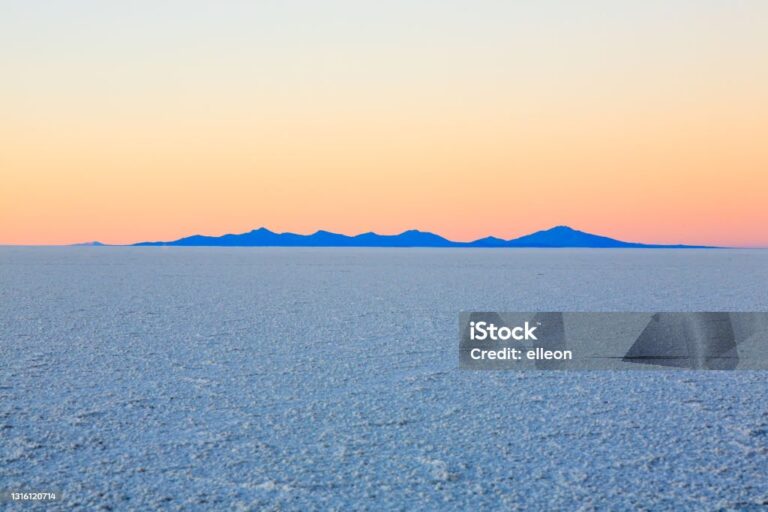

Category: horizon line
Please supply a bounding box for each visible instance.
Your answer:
[4,225,765,248]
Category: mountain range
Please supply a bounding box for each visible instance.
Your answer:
[125,226,711,248]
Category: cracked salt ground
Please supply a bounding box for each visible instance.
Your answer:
[2,247,768,510]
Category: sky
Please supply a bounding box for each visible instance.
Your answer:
[2,0,767,246]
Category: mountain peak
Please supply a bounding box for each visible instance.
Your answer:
[508,225,641,248]
[545,225,578,232]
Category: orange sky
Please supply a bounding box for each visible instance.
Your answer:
[2,1,767,246]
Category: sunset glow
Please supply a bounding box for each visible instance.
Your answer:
[2,1,767,246]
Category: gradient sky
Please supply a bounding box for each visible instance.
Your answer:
[2,1,767,246]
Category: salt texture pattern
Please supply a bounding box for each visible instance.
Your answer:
[1,247,768,510]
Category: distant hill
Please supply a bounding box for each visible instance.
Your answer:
[502,226,702,248]
[130,225,712,248]
[71,241,106,246]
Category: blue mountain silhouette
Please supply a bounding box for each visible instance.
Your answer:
[72,241,106,246]
[131,225,710,248]
[504,225,678,248]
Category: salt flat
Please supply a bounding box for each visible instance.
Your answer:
[1,248,768,510]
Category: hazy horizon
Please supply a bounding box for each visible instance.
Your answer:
[5,225,768,248]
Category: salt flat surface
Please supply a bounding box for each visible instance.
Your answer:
[1,248,768,511]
